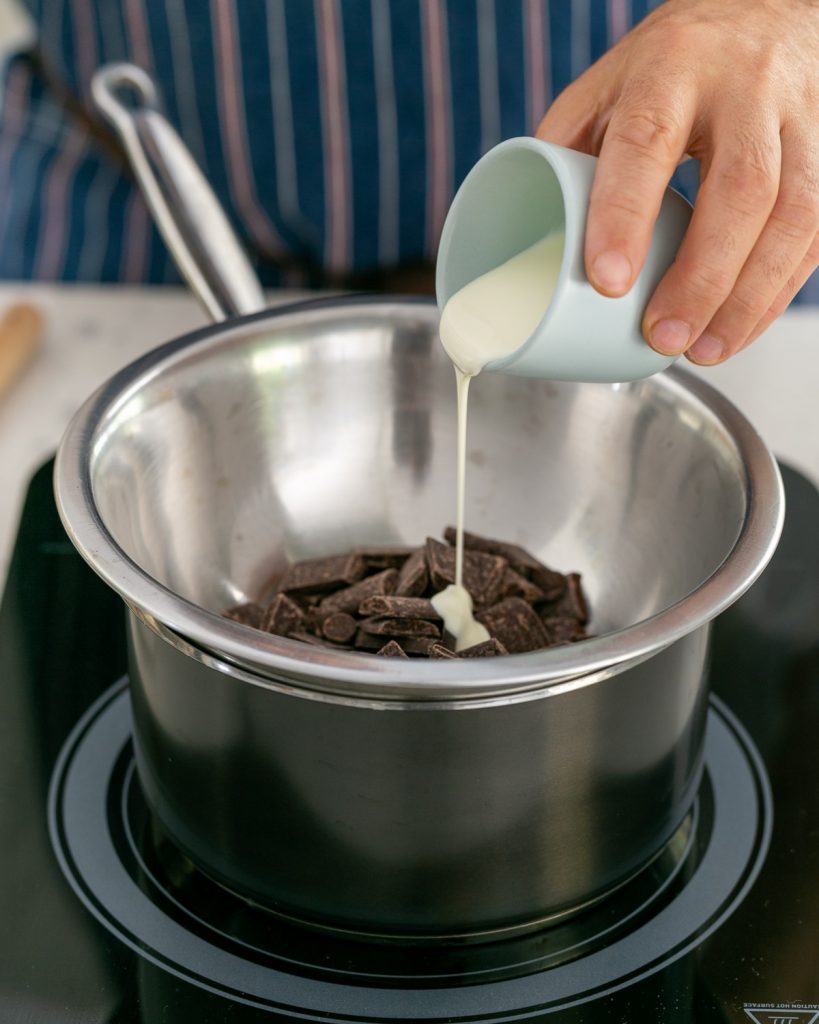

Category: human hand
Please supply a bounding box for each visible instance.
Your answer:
[536,0,819,365]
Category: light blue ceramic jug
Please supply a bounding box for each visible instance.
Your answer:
[435,137,692,383]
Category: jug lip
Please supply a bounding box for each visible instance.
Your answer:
[55,294,785,702]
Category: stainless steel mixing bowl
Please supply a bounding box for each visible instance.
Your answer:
[54,65,784,936]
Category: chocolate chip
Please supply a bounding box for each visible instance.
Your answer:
[376,640,409,657]
[425,537,507,608]
[358,595,441,620]
[477,598,551,654]
[223,602,264,629]
[459,637,509,657]
[354,545,416,571]
[358,616,441,639]
[321,612,358,644]
[278,552,366,597]
[395,547,429,597]
[261,593,305,637]
[317,568,399,616]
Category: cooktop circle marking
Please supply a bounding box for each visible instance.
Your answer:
[48,679,772,1022]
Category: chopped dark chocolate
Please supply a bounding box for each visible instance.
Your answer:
[355,545,416,570]
[321,612,358,644]
[225,531,590,660]
[358,616,441,639]
[277,552,366,597]
[376,640,409,657]
[530,564,567,602]
[443,526,542,576]
[394,547,429,597]
[223,601,264,629]
[261,593,304,636]
[499,566,546,603]
[358,595,441,620]
[539,572,589,624]
[317,568,398,616]
[459,637,509,657]
[288,629,348,649]
[425,537,507,607]
[429,643,460,659]
[477,597,551,654]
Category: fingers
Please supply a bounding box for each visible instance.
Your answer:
[684,125,819,363]
[583,70,696,296]
[730,232,819,353]
[643,112,782,359]
[535,78,601,154]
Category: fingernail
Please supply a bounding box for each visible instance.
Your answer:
[650,318,691,356]
[591,251,632,294]
[687,333,724,365]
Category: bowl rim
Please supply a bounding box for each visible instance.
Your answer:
[54,294,785,701]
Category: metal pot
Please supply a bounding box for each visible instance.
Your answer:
[55,65,783,936]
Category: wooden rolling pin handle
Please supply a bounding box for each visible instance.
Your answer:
[0,303,44,399]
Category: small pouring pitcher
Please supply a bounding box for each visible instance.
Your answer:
[435,137,692,383]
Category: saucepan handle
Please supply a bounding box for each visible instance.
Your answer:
[92,62,266,323]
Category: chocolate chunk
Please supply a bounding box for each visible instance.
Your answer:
[395,547,429,597]
[499,566,546,603]
[425,537,507,608]
[355,631,438,655]
[477,598,551,654]
[530,564,567,602]
[358,595,441,620]
[223,602,264,629]
[541,616,586,645]
[354,545,416,571]
[288,629,348,649]
[376,640,409,658]
[539,572,588,624]
[429,643,459,659]
[322,612,358,644]
[358,616,441,639]
[278,552,366,597]
[317,568,398,616]
[459,637,509,657]
[443,526,542,576]
[261,593,305,637]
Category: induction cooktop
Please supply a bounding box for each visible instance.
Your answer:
[1,459,818,1023]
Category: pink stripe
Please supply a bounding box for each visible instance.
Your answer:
[71,0,98,95]
[212,0,283,257]
[120,192,150,282]
[123,0,152,67]
[421,0,453,257]
[607,0,629,43]
[35,130,87,278]
[0,61,30,188]
[524,0,550,135]
[315,0,351,272]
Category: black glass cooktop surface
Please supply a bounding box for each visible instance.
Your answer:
[1,459,818,1024]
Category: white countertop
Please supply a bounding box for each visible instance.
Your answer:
[0,283,816,587]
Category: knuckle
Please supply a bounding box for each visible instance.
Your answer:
[713,162,778,213]
[770,188,819,239]
[728,284,769,320]
[677,256,735,303]
[609,106,684,164]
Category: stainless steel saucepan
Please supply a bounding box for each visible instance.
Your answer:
[54,64,784,937]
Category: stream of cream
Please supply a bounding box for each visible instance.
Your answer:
[431,232,565,650]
